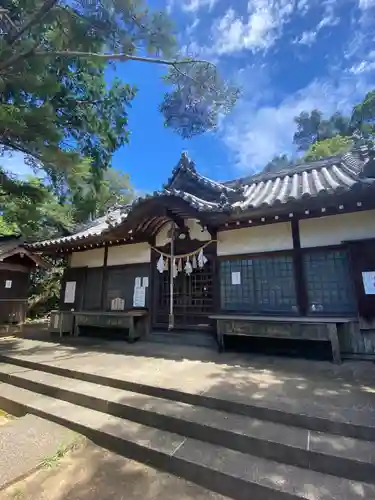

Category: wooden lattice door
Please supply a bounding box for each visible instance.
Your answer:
[153,256,214,330]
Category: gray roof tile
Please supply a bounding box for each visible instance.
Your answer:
[29,149,375,249]
[233,152,372,210]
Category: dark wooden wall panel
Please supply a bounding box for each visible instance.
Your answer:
[348,240,375,321]
[83,268,103,310]
[106,264,150,310]
[60,267,87,311]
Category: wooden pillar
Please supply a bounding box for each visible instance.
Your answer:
[211,229,220,315]
[291,219,308,316]
[100,243,109,311]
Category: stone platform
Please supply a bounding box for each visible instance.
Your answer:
[0,337,375,499]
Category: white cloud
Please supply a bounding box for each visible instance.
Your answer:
[211,1,295,55]
[221,75,373,172]
[358,0,375,9]
[294,0,339,46]
[171,0,218,13]
[349,50,375,73]
[295,30,318,46]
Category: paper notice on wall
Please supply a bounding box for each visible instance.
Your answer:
[133,286,146,307]
[362,271,375,295]
[231,272,241,285]
[134,277,142,288]
[53,314,59,329]
[64,281,76,303]
[142,276,149,288]
[5,280,12,289]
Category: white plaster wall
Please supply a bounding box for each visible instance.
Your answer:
[107,242,151,266]
[70,247,104,268]
[300,210,375,248]
[217,222,293,256]
[155,219,211,247]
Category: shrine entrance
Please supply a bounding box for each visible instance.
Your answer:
[152,239,216,331]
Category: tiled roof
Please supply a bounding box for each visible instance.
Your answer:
[0,235,49,267]
[0,235,24,258]
[132,188,226,212]
[165,152,236,194]
[233,151,373,210]
[29,148,375,250]
[28,188,226,249]
[28,207,130,249]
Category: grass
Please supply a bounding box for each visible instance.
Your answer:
[11,488,24,500]
[40,435,85,469]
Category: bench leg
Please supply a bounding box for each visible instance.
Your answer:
[217,331,225,353]
[127,318,136,343]
[328,324,341,364]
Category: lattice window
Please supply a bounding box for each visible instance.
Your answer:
[303,249,356,315]
[154,259,213,328]
[220,254,297,314]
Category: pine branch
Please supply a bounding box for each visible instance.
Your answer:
[6,0,59,46]
[31,51,203,66]
[0,48,212,73]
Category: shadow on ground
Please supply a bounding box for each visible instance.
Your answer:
[0,441,227,500]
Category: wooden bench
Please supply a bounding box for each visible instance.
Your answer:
[209,314,358,364]
[72,309,149,343]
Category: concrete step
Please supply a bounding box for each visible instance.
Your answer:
[1,382,374,500]
[1,354,374,442]
[0,363,374,485]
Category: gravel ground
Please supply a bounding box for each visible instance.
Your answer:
[0,414,76,489]
[0,440,229,500]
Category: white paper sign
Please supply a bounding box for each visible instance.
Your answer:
[142,276,149,288]
[64,281,76,303]
[5,280,12,289]
[231,272,241,285]
[133,286,146,307]
[111,297,125,311]
[362,272,375,295]
[135,277,142,287]
[53,314,59,329]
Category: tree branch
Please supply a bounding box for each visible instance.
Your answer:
[30,50,202,66]
[6,0,59,46]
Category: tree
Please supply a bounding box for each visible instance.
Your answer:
[0,1,239,201]
[71,168,134,223]
[0,175,75,241]
[293,110,350,152]
[303,135,353,162]
[263,154,292,174]
[0,165,134,241]
[351,90,375,139]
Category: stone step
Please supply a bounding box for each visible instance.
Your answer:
[1,382,374,500]
[1,354,374,442]
[0,363,374,485]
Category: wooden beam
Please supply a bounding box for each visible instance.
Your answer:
[100,243,109,311]
[291,219,308,316]
[0,262,30,273]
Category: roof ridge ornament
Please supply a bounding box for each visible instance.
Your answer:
[180,151,196,172]
[352,130,375,178]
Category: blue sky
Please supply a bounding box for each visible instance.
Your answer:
[4,0,375,193]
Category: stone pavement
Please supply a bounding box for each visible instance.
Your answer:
[1,337,374,421]
[0,413,76,489]
[0,440,229,500]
